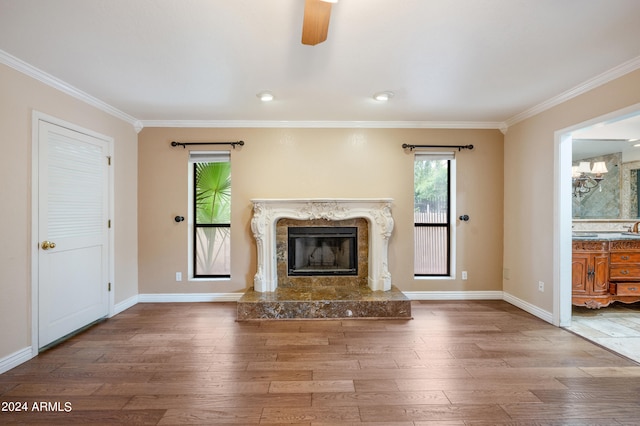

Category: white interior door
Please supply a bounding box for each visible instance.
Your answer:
[37,120,110,348]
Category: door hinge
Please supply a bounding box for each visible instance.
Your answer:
[107,156,111,166]
[108,282,111,292]
[108,219,111,228]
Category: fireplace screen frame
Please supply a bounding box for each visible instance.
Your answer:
[287,226,358,276]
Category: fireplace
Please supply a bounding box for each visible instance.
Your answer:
[250,198,394,292]
[239,198,411,321]
[288,226,358,276]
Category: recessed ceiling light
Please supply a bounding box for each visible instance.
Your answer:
[257,91,274,102]
[373,91,394,101]
[321,0,338,3]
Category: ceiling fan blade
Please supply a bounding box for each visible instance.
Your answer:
[301,0,332,46]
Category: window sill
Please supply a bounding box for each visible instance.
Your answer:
[189,277,231,282]
[415,275,455,280]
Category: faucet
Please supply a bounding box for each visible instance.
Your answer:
[631,222,640,233]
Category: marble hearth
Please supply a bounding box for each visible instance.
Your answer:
[236,285,411,320]
[237,198,412,320]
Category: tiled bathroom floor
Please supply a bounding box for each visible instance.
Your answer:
[565,302,640,364]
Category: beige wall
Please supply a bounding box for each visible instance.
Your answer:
[138,127,504,294]
[504,69,640,312]
[0,63,138,362]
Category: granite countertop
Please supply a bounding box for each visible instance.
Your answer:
[572,232,640,241]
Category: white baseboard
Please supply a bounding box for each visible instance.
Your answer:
[0,347,33,374]
[403,290,553,324]
[404,291,504,300]
[138,293,243,303]
[502,292,554,324]
[113,294,139,316]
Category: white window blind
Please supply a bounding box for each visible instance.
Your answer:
[189,151,230,163]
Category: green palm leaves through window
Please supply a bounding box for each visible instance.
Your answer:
[194,161,231,277]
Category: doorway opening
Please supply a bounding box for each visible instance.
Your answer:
[557,104,640,362]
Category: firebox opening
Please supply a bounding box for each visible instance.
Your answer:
[288,226,358,276]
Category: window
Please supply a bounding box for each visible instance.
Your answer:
[190,151,231,278]
[414,152,454,276]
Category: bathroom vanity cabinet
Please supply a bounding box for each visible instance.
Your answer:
[572,236,640,308]
[572,240,610,308]
[609,240,640,302]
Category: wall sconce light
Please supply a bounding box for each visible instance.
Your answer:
[572,161,608,198]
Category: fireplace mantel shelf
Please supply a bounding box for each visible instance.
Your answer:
[250,198,394,293]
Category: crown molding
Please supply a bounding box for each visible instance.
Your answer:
[504,55,640,129]
[0,51,503,131]
[138,119,506,130]
[5,44,637,134]
[0,49,141,131]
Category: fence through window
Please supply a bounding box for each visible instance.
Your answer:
[414,152,453,276]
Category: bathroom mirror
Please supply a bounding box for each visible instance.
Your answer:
[572,113,640,220]
[571,147,640,219]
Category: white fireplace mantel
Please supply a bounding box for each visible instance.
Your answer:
[250,198,394,292]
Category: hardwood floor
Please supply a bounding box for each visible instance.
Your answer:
[1,300,640,425]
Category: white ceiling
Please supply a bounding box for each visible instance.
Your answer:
[1,0,640,127]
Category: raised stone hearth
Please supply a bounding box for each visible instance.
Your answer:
[237,198,411,320]
[237,285,412,320]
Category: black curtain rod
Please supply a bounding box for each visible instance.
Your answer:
[402,143,473,151]
[171,141,244,149]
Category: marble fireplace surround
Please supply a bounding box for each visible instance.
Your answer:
[250,198,394,293]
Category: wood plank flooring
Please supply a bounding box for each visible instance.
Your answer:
[1,300,640,425]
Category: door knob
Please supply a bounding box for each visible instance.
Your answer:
[41,241,56,250]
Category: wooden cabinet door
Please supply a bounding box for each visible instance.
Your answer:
[572,253,589,295]
[592,253,610,295]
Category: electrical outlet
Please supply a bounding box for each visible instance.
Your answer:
[461,271,468,280]
[176,272,182,281]
[538,281,544,292]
